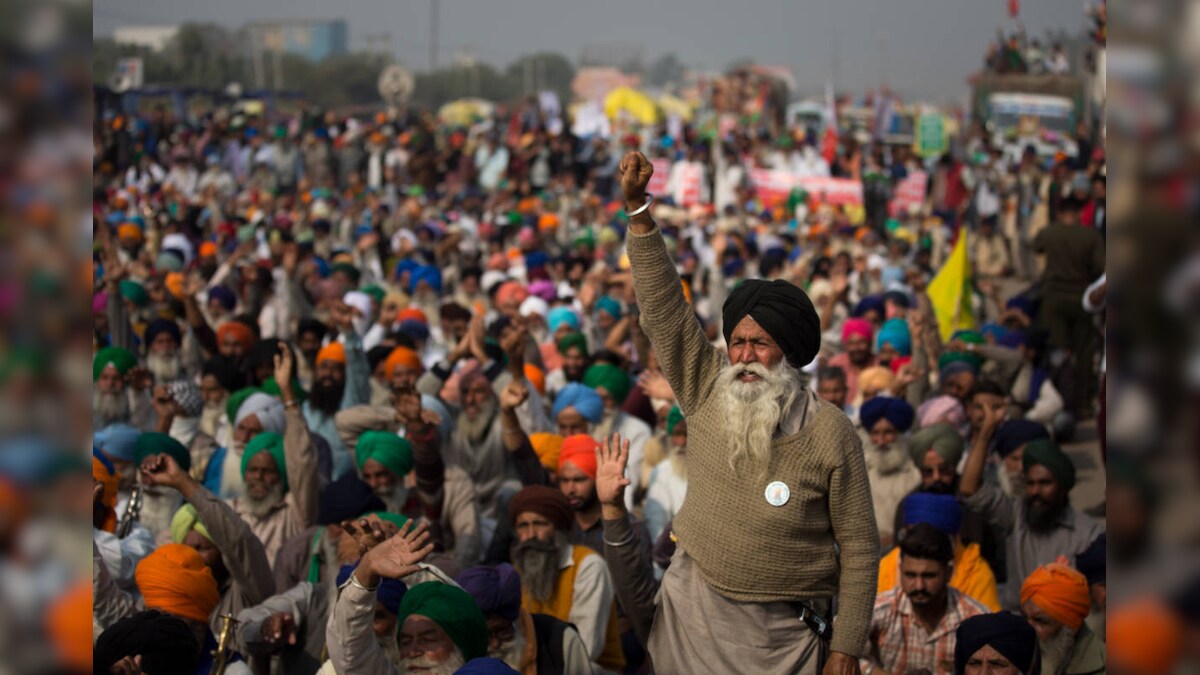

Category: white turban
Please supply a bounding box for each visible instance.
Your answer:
[235,393,286,434]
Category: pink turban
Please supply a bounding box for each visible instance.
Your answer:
[842,318,874,345]
[917,395,967,429]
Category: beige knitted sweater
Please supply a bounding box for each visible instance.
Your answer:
[627,225,879,657]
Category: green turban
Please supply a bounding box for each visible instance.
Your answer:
[556,332,589,358]
[361,284,386,307]
[938,351,983,373]
[1022,439,1076,491]
[227,387,264,425]
[397,582,488,661]
[170,503,212,544]
[93,346,138,381]
[666,406,685,436]
[355,431,415,478]
[241,432,288,490]
[332,262,362,285]
[132,431,192,472]
[262,376,306,402]
[118,279,150,308]
[583,364,631,405]
[906,423,965,467]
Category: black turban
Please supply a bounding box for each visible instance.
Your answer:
[317,472,386,525]
[94,610,200,674]
[954,613,1040,675]
[201,357,246,393]
[992,419,1049,459]
[722,279,820,369]
[144,318,182,347]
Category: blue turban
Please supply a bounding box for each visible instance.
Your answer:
[860,396,915,433]
[980,322,1009,344]
[145,319,182,347]
[546,307,580,335]
[524,251,549,270]
[992,419,1049,458]
[397,320,431,343]
[456,563,522,622]
[875,318,912,356]
[996,329,1028,350]
[93,424,143,462]
[902,492,962,536]
[1006,295,1036,318]
[552,383,604,424]
[853,294,885,318]
[208,286,237,311]
[881,266,905,288]
[336,564,406,615]
[409,265,443,294]
[313,257,331,279]
[594,296,622,320]
[394,258,420,280]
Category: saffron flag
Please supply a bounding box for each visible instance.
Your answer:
[927,233,976,342]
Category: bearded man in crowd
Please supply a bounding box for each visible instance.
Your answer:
[617,150,878,674]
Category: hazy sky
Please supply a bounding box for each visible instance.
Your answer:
[94,0,1083,101]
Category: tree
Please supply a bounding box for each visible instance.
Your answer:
[648,53,685,87]
[504,52,575,101]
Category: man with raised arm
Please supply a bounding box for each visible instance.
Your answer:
[613,152,879,674]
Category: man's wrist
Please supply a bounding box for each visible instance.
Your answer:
[600,503,628,521]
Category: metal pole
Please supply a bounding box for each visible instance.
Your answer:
[429,0,439,70]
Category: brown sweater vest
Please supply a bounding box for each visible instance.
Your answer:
[521,545,625,672]
[627,225,880,657]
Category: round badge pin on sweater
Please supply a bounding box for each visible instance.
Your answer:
[765,481,790,506]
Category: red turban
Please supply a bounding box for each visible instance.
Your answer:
[558,434,599,479]
[397,308,428,325]
[136,544,221,623]
[316,341,346,365]
[842,318,874,345]
[384,347,423,376]
[1020,562,1091,629]
[216,321,255,350]
[508,485,573,531]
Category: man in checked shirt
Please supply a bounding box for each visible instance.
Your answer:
[862,523,990,675]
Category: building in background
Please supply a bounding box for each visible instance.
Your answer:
[242,19,348,62]
[112,25,180,52]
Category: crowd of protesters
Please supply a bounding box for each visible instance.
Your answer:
[83,47,1131,672]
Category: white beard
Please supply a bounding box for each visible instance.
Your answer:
[491,623,528,671]
[1039,625,1078,675]
[998,467,1026,497]
[399,648,465,675]
[146,351,183,383]
[593,408,620,439]
[378,631,404,669]
[717,360,801,472]
[199,402,224,438]
[668,447,687,481]
[94,389,131,426]
[457,398,497,445]
[244,482,287,519]
[865,441,911,475]
[380,484,410,514]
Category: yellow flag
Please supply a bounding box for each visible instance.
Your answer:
[926,233,976,342]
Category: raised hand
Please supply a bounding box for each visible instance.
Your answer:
[331,301,356,336]
[138,452,189,492]
[393,386,424,426]
[357,519,434,584]
[499,380,529,412]
[637,369,675,402]
[261,611,298,648]
[596,434,632,511]
[340,516,402,558]
[618,151,654,206]
[273,344,294,401]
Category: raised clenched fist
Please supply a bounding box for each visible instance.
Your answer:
[618,151,654,207]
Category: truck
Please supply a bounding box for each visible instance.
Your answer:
[969,73,1086,164]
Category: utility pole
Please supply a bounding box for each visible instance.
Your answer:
[429,0,439,70]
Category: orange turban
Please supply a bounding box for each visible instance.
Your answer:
[524,364,545,395]
[1108,597,1183,675]
[538,213,560,231]
[496,281,528,306]
[199,241,218,258]
[384,347,423,376]
[397,308,428,325]
[530,433,564,471]
[136,543,220,623]
[46,581,93,672]
[164,272,185,300]
[93,450,119,533]
[316,341,346,365]
[1020,563,1091,629]
[216,321,255,350]
[681,279,693,305]
[117,224,143,243]
[558,434,599,479]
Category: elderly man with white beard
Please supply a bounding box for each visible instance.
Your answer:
[153,380,221,483]
[616,150,878,675]
[93,346,154,430]
[1019,563,1106,675]
[144,318,189,383]
[858,396,922,550]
